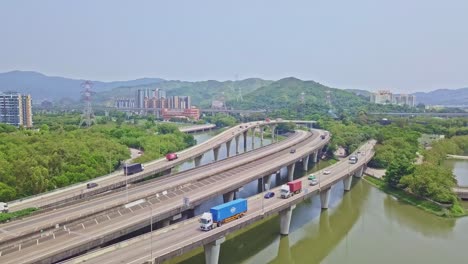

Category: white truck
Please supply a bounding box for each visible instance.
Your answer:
[0,202,9,213]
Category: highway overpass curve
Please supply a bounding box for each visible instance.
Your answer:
[0,130,329,263]
[179,124,216,133]
[63,141,376,264]
[0,131,313,247]
[9,119,292,211]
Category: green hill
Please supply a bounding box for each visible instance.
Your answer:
[229,77,370,117]
[95,78,272,108]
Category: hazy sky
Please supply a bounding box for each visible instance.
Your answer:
[1,0,467,93]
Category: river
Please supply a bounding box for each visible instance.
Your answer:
[166,132,468,264]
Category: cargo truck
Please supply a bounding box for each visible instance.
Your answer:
[199,198,247,231]
[0,202,9,213]
[280,180,302,199]
[123,163,144,175]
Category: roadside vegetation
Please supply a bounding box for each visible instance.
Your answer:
[0,113,195,201]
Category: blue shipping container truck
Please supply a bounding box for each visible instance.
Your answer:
[200,199,248,231]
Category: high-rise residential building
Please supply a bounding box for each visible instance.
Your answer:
[370,90,416,107]
[0,92,33,128]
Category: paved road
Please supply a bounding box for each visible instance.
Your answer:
[9,120,285,211]
[0,130,329,263]
[0,130,316,252]
[64,141,376,264]
[179,124,216,133]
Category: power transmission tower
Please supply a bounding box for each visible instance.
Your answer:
[79,81,96,127]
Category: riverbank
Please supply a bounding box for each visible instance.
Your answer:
[447,154,468,160]
[363,175,467,217]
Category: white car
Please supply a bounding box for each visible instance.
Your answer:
[323,170,331,175]
[310,179,319,186]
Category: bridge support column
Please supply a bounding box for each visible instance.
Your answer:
[354,166,364,178]
[302,155,310,171]
[313,151,319,163]
[194,155,203,167]
[258,175,272,193]
[260,127,264,146]
[320,188,331,209]
[226,140,232,158]
[204,236,225,264]
[287,163,296,182]
[276,170,281,184]
[271,125,277,142]
[235,135,240,154]
[213,146,221,161]
[243,131,248,152]
[161,219,170,227]
[251,128,256,149]
[279,205,296,235]
[223,191,236,203]
[343,175,353,191]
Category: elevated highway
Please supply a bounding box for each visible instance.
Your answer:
[178,124,216,133]
[63,141,375,264]
[9,120,299,211]
[0,131,310,244]
[0,130,330,263]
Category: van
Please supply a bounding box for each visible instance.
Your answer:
[87,182,98,189]
[349,155,358,164]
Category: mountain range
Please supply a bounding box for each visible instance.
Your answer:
[0,71,164,101]
[0,70,467,107]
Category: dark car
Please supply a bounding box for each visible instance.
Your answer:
[87,182,98,189]
[264,192,275,199]
[290,149,296,154]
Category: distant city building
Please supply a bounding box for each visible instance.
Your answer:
[0,92,33,128]
[115,98,135,108]
[370,90,416,107]
[211,100,225,109]
[40,100,53,108]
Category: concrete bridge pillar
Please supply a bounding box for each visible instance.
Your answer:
[161,219,170,227]
[235,135,240,154]
[275,170,281,184]
[279,205,296,235]
[320,188,331,209]
[258,174,273,193]
[271,125,277,142]
[213,146,221,161]
[260,127,264,146]
[194,155,203,167]
[243,131,248,152]
[251,127,256,149]
[226,140,232,158]
[302,155,310,171]
[223,191,236,203]
[343,175,353,191]
[313,151,319,163]
[287,163,296,182]
[204,236,225,264]
[354,166,364,178]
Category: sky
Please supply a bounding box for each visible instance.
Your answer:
[1,0,467,93]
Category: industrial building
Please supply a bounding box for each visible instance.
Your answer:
[0,92,33,128]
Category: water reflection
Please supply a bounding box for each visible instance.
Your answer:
[383,195,455,238]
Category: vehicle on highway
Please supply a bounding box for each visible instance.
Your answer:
[86,182,98,189]
[0,202,9,213]
[310,178,319,186]
[323,170,331,175]
[308,174,317,181]
[265,118,271,122]
[264,191,275,199]
[320,134,326,139]
[124,163,144,175]
[290,148,296,154]
[280,180,302,199]
[199,199,247,231]
[165,153,178,161]
[349,155,358,164]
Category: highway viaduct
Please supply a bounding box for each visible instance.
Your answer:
[0,129,330,263]
[9,119,308,211]
[64,141,376,264]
